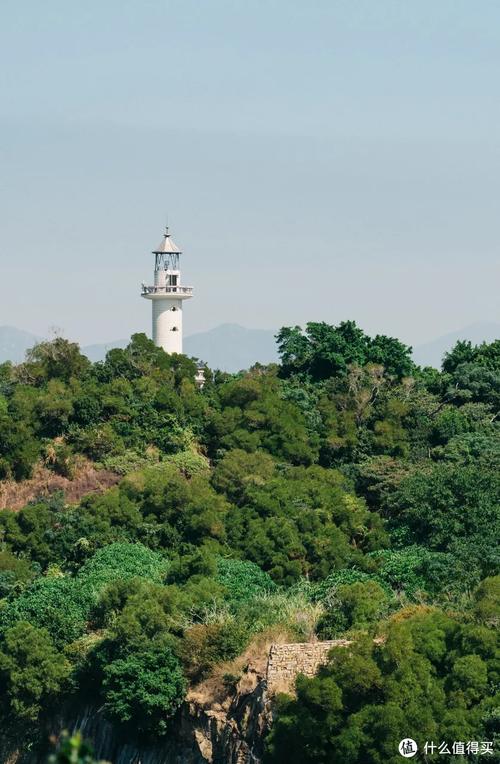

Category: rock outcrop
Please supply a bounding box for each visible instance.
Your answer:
[0,463,120,510]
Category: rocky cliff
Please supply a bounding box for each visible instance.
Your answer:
[1,639,344,763]
[0,657,272,764]
[72,662,272,764]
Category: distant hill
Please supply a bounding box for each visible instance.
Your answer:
[0,324,279,372]
[184,323,279,372]
[2,321,498,372]
[412,322,500,368]
[66,324,279,371]
[80,322,500,372]
[0,326,40,363]
[82,339,128,362]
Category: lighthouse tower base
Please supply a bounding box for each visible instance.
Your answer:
[152,297,184,354]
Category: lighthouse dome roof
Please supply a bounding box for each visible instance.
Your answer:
[152,228,182,254]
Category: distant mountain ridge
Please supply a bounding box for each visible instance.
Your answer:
[0,326,42,364]
[83,339,128,362]
[184,324,279,372]
[0,323,279,372]
[73,324,280,371]
[0,321,498,372]
[412,322,500,368]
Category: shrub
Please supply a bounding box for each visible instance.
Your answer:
[239,589,324,642]
[0,544,169,648]
[77,542,169,596]
[98,449,159,476]
[168,448,210,477]
[180,620,248,680]
[0,550,36,598]
[369,546,458,598]
[48,732,108,764]
[216,557,277,605]
[316,580,390,638]
[0,577,92,647]
[312,569,376,604]
[67,424,125,461]
[43,441,77,478]
[473,576,500,627]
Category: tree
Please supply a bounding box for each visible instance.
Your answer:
[0,622,70,720]
[99,334,197,385]
[0,415,40,480]
[276,322,413,381]
[36,379,74,437]
[443,338,500,374]
[0,501,60,568]
[368,335,414,378]
[275,326,310,376]
[442,340,475,373]
[102,641,186,734]
[211,449,276,504]
[451,363,500,409]
[205,374,319,464]
[225,465,387,583]
[25,337,90,383]
[385,463,500,580]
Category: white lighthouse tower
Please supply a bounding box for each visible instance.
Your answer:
[141,226,193,355]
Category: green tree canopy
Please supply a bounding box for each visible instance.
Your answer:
[102,641,186,734]
[0,622,70,721]
[276,321,413,380]
[266,607,498,764]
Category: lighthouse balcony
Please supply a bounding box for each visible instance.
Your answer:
[141,285,193,297]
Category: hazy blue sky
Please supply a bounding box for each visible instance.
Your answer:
[1,0,499,346]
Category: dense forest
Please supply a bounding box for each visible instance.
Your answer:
[0,321,498,763]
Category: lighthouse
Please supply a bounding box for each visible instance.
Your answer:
[141,226,193,355]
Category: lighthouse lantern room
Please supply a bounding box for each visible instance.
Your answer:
[141,226,193,354]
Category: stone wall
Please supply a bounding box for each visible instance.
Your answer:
[266,640,351,695]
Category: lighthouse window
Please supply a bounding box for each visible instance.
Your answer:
[171,307,177,311]
[172,326,178,332]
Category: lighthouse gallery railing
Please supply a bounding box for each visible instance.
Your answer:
[141,285,193,296]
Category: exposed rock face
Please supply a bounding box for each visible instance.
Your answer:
[0,463,120,510]
[182,671,271,764]
[67,664,272,764]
